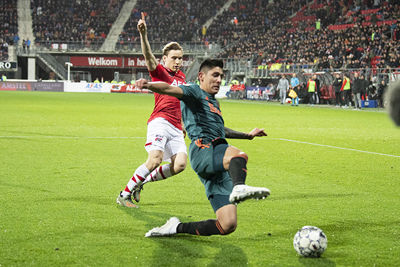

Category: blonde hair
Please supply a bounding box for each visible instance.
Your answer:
[162,42,183,56]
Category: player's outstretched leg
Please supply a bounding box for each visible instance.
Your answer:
[226,153,270,204]
[145,217,181,237]
[145,218,229,237]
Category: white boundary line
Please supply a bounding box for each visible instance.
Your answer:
[270,138,400,158]
[1,135,399,158]
[0,136,145,139]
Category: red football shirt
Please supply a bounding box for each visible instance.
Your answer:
[148,64,186,130]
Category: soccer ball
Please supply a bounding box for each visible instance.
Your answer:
[293,226,327,257]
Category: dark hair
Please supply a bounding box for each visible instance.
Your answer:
[162,42,183,56]
[199,59,223,73]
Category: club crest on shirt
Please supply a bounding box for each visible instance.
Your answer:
[154,135,164,142]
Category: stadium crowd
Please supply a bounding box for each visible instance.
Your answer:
[26,0,400,72]
[32,0,125,47]
[118,0,227,46]
[0,0,18,61]
[0,0,392,78]
[207,0,400,71]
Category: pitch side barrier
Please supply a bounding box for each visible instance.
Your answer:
[0,80,231,99]
[0,80,64,92]
[0,80,151,94]
[227,67,399,102]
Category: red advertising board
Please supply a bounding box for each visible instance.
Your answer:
[124,57,148,68]
[70,56,192,68]
[110,84,151,94]
[70,56,123,67]
[0,82,32,91]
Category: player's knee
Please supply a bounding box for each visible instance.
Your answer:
[238,152,248,162]
[218,216,237,235]
[230,152,248,165]
[173,161,186,174]
[221,220,237,235]
[171,154,187,174]
[146,155,163,170]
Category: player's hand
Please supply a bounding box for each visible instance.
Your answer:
[137,12,147,34]
[135,78,149,89]
[248,128,267,140]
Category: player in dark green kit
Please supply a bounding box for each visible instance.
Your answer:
[135,59,270,237]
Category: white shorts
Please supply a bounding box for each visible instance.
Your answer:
[145,117,187,161]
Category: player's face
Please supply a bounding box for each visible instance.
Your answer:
[199,67,224,95]
[163,50,183,72]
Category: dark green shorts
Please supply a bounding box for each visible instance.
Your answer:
[189,139,233,212]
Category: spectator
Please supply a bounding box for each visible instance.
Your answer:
[360,74,370,100]
[290,73,300,106]
[277,75,289,104]
[26,39,31,51]
[314,75,321,104]
[341,73,352,108]
[307,75,317,105]
[333,73,343,107]
[377,79,387,107]
[352,72,363,110]
[368,85,378,100]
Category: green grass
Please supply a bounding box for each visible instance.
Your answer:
[0,91,399,266]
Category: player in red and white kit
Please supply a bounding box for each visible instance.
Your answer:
[117,12,187,207]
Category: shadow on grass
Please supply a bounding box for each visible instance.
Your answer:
[118,207,248,266]
[148,237,247,267]
[0,181,53,193]
[298,256,336,266]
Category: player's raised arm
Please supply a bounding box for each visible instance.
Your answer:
[138,12,157,71]
[136,78,183,98]
[224,127,267,140]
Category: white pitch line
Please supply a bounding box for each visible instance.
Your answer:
[2,135,399,158]
[271,138,400,158]
[0,136,145,139]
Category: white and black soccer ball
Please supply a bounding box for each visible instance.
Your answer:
[293,226,327,257]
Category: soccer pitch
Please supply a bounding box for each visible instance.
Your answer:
[0,91,399,266]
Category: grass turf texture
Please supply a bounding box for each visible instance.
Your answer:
[0,91,399,266]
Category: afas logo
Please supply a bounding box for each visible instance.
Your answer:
[86,83,102,89]
[171,80,184,86]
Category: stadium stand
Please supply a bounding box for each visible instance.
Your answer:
[205,0,301,59]
[208,0,400,71]
[117,0,227,50]
[32,0,125,49]
[26,0,399,72]
[6,0,399,98]
[0,0,18,61]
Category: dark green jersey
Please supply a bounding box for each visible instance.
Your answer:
[179,83,225,143]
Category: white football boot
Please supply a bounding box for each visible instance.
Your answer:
[229,184,270,204]
[145,217,181,237]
